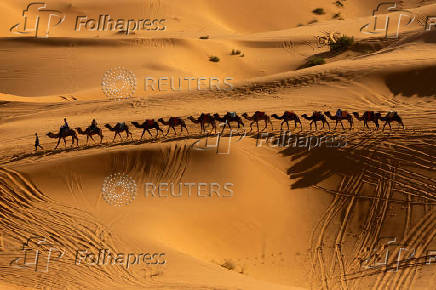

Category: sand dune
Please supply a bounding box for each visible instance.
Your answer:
[0,0,435,289]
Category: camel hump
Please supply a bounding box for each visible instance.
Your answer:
[364,111,374,119]
[146,119,154,126]
[386,111,398,118]
[255,111,265,117]
[314,111,322,117]
[227,112,237,118]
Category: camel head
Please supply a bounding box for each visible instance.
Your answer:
[352,112,360,118]
[271,114,280,119]
[213,113,221,119]
[157,118,164,123]
[241,113,249,119]
[131,121,140,128]
[375,112,382,119]
[104,124,112,130]
[75,127,84,134]
[46,132,58,138]
[301,114,308,118]
[324,111,332,117]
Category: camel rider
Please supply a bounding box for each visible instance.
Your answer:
[61,118,69,131]
[336,109,342,118]
[90,118,97,130]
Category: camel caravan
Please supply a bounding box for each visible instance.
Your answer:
[39,110,405,151]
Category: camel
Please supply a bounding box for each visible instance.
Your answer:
[271,111,302,131]
[380,111,405,130]
[76,126,104,144]
[242,111,274,133]
[188,114,217,134]
[158,117,189,136]
[301,111,330,130]
[131,120,163,139]
[47,127,79,149]
[352,111,381,129]
[104,122,132,141]
[213,112,244,134]
[324,110,353,130]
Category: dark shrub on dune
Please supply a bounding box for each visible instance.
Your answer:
[329,35,354,52]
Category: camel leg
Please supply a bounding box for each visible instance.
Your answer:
[147,129,153,138]
[340,120,345,130]
[261,119,268,132]
[256,122,260,133]
[140,129,146,139]
[280,121,284,131]
[397,118,405,129]
[165,127,170,136]
[210,123,216,134]
[89,135,95,143]
[184,125,189,135]
[54,137,61,149]
[227,123,233,134]
[325,120,330,130]
[172,127,177,135]
[334,120,338,130]
[100,134,104,143]
[269,118,274,131]
[63,138,67,148]
[220,122,227,135]
[249,122,254,133]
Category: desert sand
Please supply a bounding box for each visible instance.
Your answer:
[0,0,435,289]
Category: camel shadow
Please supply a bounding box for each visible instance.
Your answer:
[246,130,391,189]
